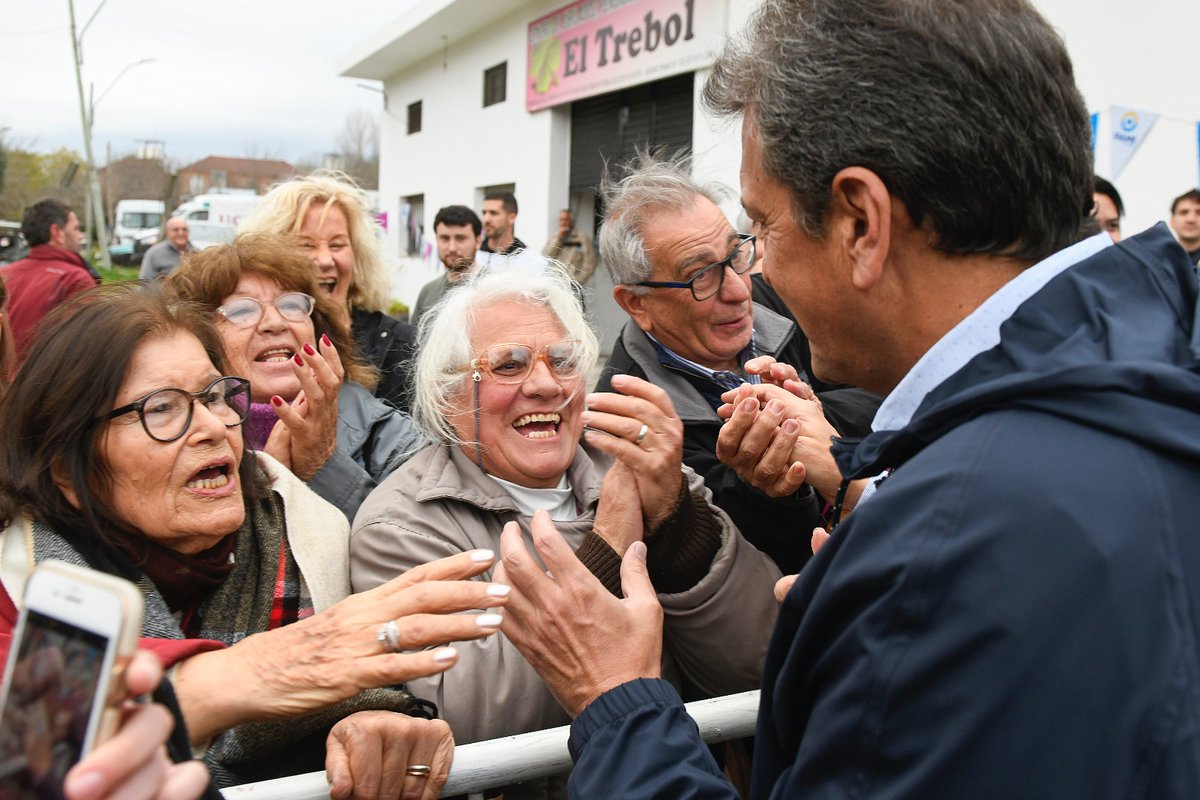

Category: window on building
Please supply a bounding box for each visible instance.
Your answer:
[407,101,422,134]
[483,62,507,107]
[476,183,516,210]
[401,193,425,257]
[211,170,227,191]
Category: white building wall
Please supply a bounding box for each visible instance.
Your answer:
[371,0,755,313]
[367,0,1200,311]
[1035,0,1200,239]
[376,0,589,310]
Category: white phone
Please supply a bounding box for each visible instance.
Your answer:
[0,561,143,796]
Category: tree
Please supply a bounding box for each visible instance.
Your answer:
[0,127,9,196]
[336,110,379,190]
[0,146,88,223]
[99,153,174,220]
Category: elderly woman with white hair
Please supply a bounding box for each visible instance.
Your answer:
[350,260,780,771]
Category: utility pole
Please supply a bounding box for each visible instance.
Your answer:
[67,0,112,270]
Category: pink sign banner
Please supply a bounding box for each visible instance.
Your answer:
[527,0,724,112]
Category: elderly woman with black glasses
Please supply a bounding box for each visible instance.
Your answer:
[351,260,780,796]
[166,234,424,522]
[0,283,509,794]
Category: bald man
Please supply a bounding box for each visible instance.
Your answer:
[139,217,195,280]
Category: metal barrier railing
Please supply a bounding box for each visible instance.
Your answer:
[221,689,760,799]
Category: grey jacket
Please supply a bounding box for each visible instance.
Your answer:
[138,240,193,280]
[350,441,781,745]
[308,381,425,521]
[411,273,452,329]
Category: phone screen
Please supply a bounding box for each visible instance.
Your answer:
[0,610,108,799]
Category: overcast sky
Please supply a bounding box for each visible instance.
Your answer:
[4,0,1199,215]
[0,0,418,167]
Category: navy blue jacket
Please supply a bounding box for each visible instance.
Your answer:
[568,225,1200,799]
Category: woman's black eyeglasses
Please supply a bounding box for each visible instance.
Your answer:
[633,233,756,301]
[97,376,251,443]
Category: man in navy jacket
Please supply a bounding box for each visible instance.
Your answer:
[496,0,1200,797]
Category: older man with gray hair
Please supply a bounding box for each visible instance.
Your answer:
[595,150,877,574]
[139,216,194,280]
[495,0,1200,797]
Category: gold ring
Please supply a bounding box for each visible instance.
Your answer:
[405,765,432,778]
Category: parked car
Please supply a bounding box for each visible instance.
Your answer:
[0,221,27,266]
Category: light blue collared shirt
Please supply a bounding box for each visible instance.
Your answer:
[856,232,1114,507]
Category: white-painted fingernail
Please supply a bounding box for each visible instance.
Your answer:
[432,647,457,663]
[476,613,503,628]
[470,549,495,563]
[486,583,511,597]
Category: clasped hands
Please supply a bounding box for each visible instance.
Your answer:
[714,356,847,601]
[714,355,844,501]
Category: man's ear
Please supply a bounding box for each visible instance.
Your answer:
[48,223,65,248]
[613,285,654,334]
[51,462,81,510]
[828,167,892,290]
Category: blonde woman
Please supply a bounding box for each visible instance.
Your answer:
[240,171,415,410]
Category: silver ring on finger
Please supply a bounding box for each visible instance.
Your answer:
[376,619,402,653]
[405,765,432,778]
[634,423,649,446]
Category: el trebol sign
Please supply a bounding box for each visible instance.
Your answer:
[526,0,726,112]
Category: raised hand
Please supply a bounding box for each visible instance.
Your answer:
[495,513,663,717]
[581,374,684,533]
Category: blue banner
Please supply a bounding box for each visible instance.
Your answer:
[1091,113,1099,154]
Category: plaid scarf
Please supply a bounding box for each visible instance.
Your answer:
[29,479,423,787]
[190,489,313,642]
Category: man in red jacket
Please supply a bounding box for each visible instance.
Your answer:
[0,199,98,359]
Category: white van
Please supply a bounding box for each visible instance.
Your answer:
[170,193,262,251]
[171,193,261,228]
[110,199,164,264]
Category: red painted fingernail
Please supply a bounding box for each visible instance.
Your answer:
[271,395,283,407]
[303,343,316,356]
[321,334,332,347]
[293,353,304,366]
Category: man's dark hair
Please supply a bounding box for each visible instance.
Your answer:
[703,0,1093,263]
[1094,177,1124,217]
[1170,189,1200,215]
[484,192,518,215]
[433,205,483,236]
[21,198,72,248]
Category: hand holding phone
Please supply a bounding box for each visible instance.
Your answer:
[0,561,142,797]
[63,651,212,800]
